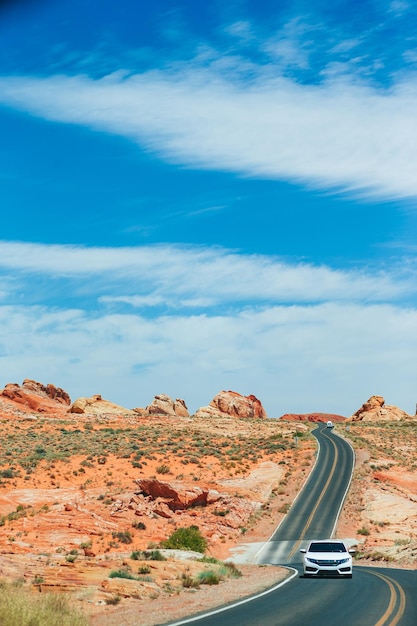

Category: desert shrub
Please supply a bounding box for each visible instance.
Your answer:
[32,575,45,584]
[0,581,87,625]
[197,570,220,585]
[147,550,166,561]
[161,525,207,553]
[181,573,200,588]
[394,538,411,546]
[357,527,370,536]
[131,549,166,561]
[0,469,15,479]
[138,565,151,574]
[132,520,146,530]
[156,464,171,475]
[197,556,219,564]
[109,569,135,580]
[222,561,242,578]
[65,554,77,563]
[130,550,142,560]
[105,595,121,605]
[112,530,132,544]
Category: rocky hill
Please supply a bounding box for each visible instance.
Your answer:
[349,395,415,422]
[0,379,70,415]
[0,381,268,420]
[279,412,346,422]
[195,390,268,419]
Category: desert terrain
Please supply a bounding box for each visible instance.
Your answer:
[0,381,415,625]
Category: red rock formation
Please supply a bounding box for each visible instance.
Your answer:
[350,395,412,422]
[135,478,222,511]
[134,394,189,418]
[280,412,346,423]
[196,390,268,419]
[0,379,71,414]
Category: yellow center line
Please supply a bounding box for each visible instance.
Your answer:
[287,431,338,559]
[370,570,406,626]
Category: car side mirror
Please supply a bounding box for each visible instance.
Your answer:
[299,549,306,553]
[349,549,356,554]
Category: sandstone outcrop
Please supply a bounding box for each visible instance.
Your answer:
[134,394,189,417]
[135,478,222,511]
[350,395,412,422]
[68,394,133,415]
[195,390,268,419]
[0,379,71,414]
[280,412,346,423]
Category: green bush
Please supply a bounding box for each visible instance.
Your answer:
[65,554,77,563]
[181,573,200,588]
[161,525,207,553]
[109,569,135,580]
[131,549,166,561]
[0,469,14,479]
[112,530,132,544]
[197,570,220,585]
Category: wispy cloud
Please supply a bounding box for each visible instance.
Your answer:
[0,241,411,308]
[0,64,417,200]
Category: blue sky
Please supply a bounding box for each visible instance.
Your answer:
[0,0,417,416]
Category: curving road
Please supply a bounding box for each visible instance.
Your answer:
[166,426,417,626]
[257,424,355,565]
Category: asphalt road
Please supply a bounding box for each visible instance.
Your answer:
[257,424,355,564]
[166,426,417,626]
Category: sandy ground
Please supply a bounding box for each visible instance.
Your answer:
[0,413,415,625]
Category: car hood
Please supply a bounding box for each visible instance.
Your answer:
[306,551,350,559]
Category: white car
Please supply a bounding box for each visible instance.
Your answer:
[326,420,333,428]
[300,540,354,577]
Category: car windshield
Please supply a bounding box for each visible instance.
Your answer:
[308,542,346,553]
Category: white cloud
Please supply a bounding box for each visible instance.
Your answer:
[0,240,412,306]
[0,301,416,417]
[389,1,411,17]
[224,21,254,44]
[99,295,167,308]
[1,67,417,199]
[0,241,415,416]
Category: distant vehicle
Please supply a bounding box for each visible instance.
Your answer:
[326,420,333,428]
[300,540,354,578]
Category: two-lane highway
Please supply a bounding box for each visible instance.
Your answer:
[166,426,417,626]
[258,424,354,564]
[167,566,416,626]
